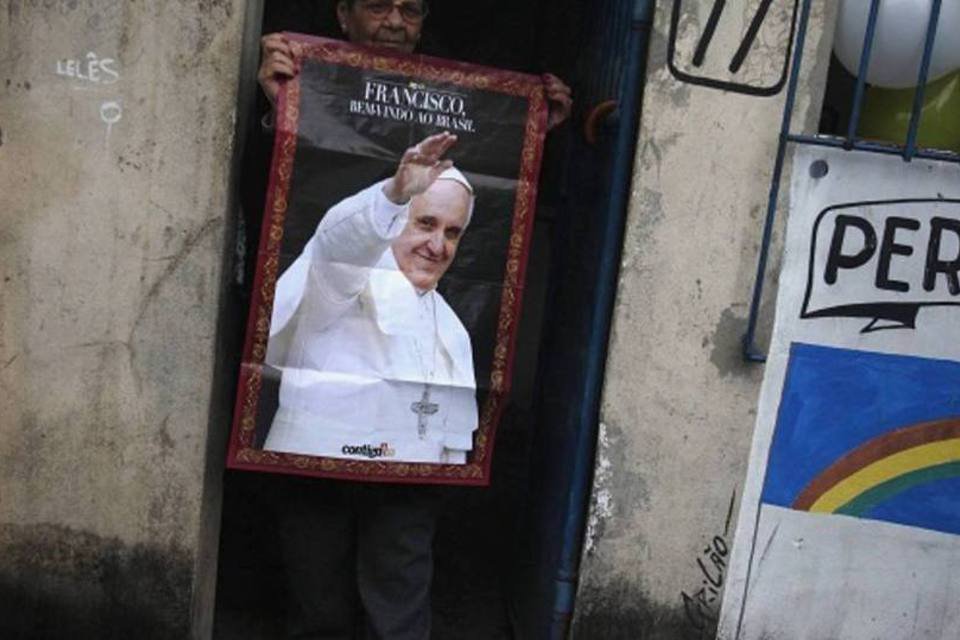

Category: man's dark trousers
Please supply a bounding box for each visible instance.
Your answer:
[276,479,446,640]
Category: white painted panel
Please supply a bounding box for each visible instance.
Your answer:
[719,147,960,639]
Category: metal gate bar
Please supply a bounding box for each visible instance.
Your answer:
[742,0,959,362]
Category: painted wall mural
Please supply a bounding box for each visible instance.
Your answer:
[718,146,960,640]
[762,344,960,537]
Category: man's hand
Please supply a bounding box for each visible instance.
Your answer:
[544,73,573,131]
[383,132,458,205]
[258,33,297,110]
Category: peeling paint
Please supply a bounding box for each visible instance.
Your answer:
[584,422,615,556]
[621,187,664,274]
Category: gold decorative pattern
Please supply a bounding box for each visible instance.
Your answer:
[235,76,302,448]
[301,40,540,98]
[229,35,547,484]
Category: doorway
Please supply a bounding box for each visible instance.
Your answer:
[213,1,645,638]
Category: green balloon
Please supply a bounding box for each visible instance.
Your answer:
[859,71,960,153]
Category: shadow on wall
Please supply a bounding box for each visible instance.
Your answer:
[0,523,192,640]
[573,577,711,640]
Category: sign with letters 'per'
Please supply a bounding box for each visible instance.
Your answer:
[803,198,960,332]
[719,147,960,640]
[227,35,547,485]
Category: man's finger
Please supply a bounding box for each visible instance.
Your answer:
[260,67,293,84]
[262,36,291,51]
[267,50,294,66]
[418,132,451,155]
[438,133,458,155]
[543,73,573,96]
[428,160,455,182]
[403,132,457,169]
[264,42,293,59]
[420,132,457,161]
[264,57,295,73]
[260,40,283,58]
[428,131,456,146]
[261,33,288,49]
[266,58,296,77]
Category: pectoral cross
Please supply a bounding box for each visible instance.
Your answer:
[411,385,439,439]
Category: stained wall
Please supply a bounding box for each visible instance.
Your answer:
[573,2,835,637]
[0,1,248,637]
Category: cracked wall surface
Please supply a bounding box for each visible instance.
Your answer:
[0,1,245,637]
[573,2,835,638]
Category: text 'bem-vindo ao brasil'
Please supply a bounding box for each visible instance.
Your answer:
[350,78,476,132]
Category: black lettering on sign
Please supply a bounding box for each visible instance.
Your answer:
[802,199,960,333]
[824,215,877,285]
[876,217,920,293]
[925,217,960,295]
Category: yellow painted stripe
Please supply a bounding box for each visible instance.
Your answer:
[809,438,960,513]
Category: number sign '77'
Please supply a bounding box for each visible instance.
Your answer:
[668,0,800,96]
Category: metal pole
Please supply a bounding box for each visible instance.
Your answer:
[845,0,881,149]
[741,0,814,362]
[550,0,655,637]
[904,0,942,161]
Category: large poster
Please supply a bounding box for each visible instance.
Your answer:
[227,35,547,485]
[718,147,960,639]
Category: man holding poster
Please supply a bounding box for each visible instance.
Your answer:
[264,132,479,463]
[226,2,573,636]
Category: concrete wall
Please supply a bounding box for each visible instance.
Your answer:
[0,1,247,637]
[572,2,835,637]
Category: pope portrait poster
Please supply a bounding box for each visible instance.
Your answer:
[227,34,547,485]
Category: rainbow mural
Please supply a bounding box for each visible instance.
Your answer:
[761,343,960,537]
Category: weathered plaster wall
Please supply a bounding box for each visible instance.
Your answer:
[0,1,246,637]
[573,2,835,638]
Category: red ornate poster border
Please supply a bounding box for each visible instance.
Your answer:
[227,34,547,485]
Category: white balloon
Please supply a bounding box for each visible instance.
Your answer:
[834,0,960,89]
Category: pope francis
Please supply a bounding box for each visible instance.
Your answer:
[263,132,478,464]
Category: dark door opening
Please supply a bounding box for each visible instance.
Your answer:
[213,1,643,638]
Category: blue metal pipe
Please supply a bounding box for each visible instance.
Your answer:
[741,0,814,362]
[905,0,942,161]
[549,0,655,637]
[845,0,881,148]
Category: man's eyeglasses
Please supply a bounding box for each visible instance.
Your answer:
[358,0,428,23]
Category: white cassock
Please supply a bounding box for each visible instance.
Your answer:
[263,180,478,463]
